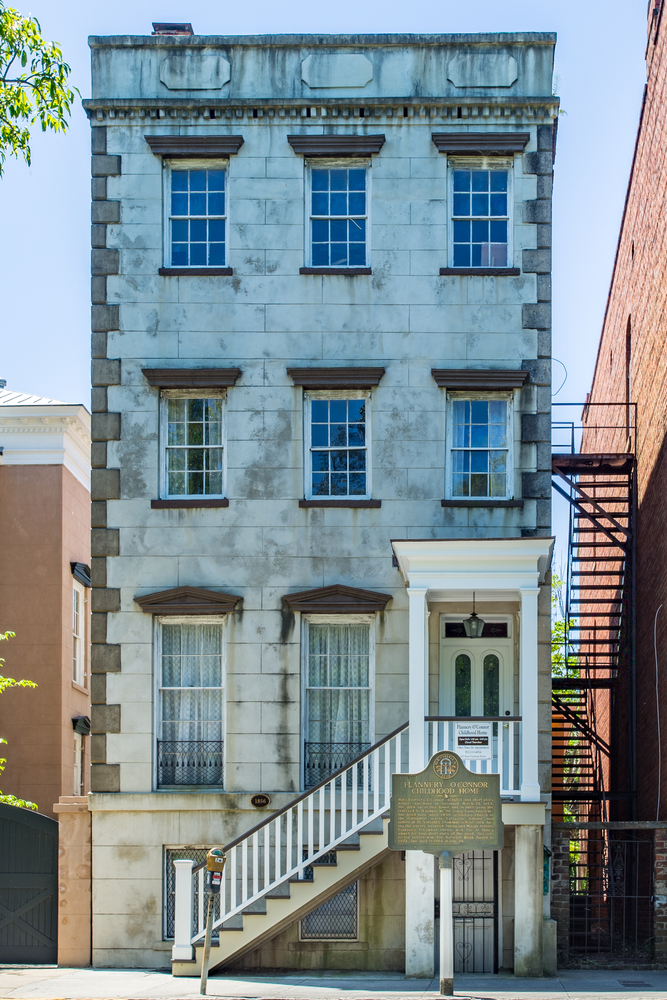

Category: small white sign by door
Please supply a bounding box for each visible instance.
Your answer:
[455,722,493,762]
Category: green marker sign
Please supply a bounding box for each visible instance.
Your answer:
[388,750,504,855]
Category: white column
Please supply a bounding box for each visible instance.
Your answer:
[519,587,540,802]
[439,854,454,995]
[405,586,434,977]
[407,587,429,772]
[171,859,194,961]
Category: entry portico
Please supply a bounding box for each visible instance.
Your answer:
[392,537,554,978]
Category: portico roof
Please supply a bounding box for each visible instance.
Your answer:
[391,536,554,599]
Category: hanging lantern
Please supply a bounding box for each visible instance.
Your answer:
[463,592,485,638]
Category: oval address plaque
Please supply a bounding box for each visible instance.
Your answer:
[250,793,271,808]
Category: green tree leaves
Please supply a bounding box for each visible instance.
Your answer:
[0,630,38,809]
[0,1,77,174]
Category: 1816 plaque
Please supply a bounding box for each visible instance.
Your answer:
[388,750,503,854]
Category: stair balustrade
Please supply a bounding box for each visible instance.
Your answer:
[171,722,409,961]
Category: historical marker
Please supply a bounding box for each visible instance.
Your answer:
[388,750,503,855]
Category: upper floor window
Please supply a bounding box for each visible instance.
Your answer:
[305,392,370,499]
[72,581,86,686]
[447,396,512,499]
[160,393,225,499]
[451,167,510,268]
[168,164,226,268]
[309,165,368,267]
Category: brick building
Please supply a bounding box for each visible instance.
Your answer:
[583,0,667,823]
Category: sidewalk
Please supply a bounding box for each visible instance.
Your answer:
[1,968,667,1000]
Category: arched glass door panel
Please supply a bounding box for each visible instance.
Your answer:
[483,654,500,717]
[455,653,472,716]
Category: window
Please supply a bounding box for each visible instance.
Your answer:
[306,393,370,499]
[304,620,373,788]
[451,166,510,268]
[448,397,512,499]
[72,581,86,686]
[157,620,224,787]
[73,732,84,795]
[160,393,225,499]
[309,165,368,267]
[168,164,226,268]
[301,881,358,939]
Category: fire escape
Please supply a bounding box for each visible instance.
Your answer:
[551,405,636,820]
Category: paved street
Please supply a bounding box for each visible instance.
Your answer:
[1,968,667,1000]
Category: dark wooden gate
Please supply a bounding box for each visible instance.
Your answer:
[0,803,58,963]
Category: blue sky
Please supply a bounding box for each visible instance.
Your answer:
[0,0,647,409]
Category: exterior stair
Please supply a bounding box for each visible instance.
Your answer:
[170,724,408,977]
[172,818,389,975]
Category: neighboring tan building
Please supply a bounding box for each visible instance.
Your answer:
[0,383,92,811]
[84,26,557,978]
[0,383,92,968]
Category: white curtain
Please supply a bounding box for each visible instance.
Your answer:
[307,624,370,744]
[161,622,223,741]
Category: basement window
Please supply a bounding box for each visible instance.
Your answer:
[300,881,358,939]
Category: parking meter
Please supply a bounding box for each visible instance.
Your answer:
[205,848,226,895]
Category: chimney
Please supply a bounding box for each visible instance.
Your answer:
[0,379,7,389]
[152,22,194,35]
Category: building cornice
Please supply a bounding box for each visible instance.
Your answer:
[83,98,559,125]
[88,33,558,48]
[0,404,91,490]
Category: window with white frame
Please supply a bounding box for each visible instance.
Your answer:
[166,162,226,268]
[160,392,225,499]
[157,619,225,788]
[72,581,86,686]
[450,163,511,268]
[309,164,368,267]
[305,393,370,499]
[447,396,512,499]
[304,619,373,788]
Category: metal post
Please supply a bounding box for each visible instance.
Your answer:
[200,894,214,995]
[439,852,454,996]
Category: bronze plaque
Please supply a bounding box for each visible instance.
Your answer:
[388,750,503,854]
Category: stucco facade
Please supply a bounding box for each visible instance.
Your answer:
[85,29,556,974]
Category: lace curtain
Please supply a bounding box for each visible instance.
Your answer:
[307,623,370,743]
[160,622,223,741]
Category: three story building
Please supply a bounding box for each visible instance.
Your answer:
[85,26,556,978]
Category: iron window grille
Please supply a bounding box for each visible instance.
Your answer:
[157,741,223,787]
[304,742,371,789]
[301,880,358,940]
[164,848,219,940]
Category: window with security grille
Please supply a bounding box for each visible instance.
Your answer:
[158,621,224,788]
[169,167,226,267]
[305,621,372,788]
[161,395,224,498]
[451,168,509,268]
[300,881,358,939]
[164,848,220,939]
[310,166,367,267]
[307,395,369,499]
[449,398,511,499]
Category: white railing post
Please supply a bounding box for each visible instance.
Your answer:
[171,859,194,961]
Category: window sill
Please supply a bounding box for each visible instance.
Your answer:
[439,267,521,276]
[441,499,524,508]
[72,681,89,694]
[299,499,381,508]
[151,498,230,509]
[158,267,233,276]
[299,267,372,275]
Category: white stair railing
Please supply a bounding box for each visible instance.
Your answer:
[172,722,409,961]
[425,716,522,796]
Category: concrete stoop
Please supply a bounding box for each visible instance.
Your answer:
[172,815,389,977]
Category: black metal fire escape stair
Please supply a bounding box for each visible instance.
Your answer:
[551,454,635,806]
